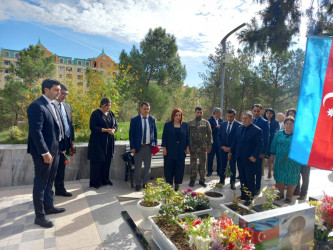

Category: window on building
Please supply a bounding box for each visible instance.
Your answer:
[3,51,9,57]
[77,60,82,66]
[5,69,10,73]
[58,66,65,71]
[4,60,10,65]
[15,78,20,81]
[4,76,9,82]
[59,74,63,79]
[66,74,72,79]
[67,59,72,65]
[14,62,19,66]
[93,61,97,67]
[85,61,90,66]
[77,82,83,86]
[107,63,111,68]
[66,67,72,72]
[103,56,106,60]
[77,75,83,80]
[100,63,104,68]
[14,52,19,58]
[77,68,83,73]
[59,58,64,64]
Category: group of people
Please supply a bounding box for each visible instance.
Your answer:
[27,78,310,228]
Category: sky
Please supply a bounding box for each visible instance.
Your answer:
[0,0,309,87]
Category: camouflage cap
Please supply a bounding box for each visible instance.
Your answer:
[288,216,306,233]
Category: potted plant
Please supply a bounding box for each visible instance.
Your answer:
[182,214,254,249]
[179,189,212,217]
[252,185,280,212]
[309,193,333,249]
[137,178,164,230]
[220,191,256,224]
[204,183,225,217]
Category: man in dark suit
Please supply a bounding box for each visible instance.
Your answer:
[27,79,66,228]
[207,107,223,177]
[217,109,241,189]
[252,104,269,195]
[129,102,158,191]
[229,111,263,205]
[54,84,75,197]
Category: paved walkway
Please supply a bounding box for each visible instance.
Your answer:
[0,167,333,250]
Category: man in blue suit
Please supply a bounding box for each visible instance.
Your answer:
[252,104,269,195]
[217,109,241,189]
[27,79,66,228]
[207,107,223,177]
[229,111,263,205]
[129,102,158,191]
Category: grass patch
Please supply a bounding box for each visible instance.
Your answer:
[0,121,166,144]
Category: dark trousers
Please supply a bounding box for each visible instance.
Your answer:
[238,157,256,200]
[32,153,59,219]
[55,153,66,193]
[254,158,263,190]
[207,142,221,174]
[90,148,113,187]
[220,150,236,184]
[295,165,310,195]
[164,156,185,186]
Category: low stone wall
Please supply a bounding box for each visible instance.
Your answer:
[0,142,128,187]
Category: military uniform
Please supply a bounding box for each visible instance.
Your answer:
[189,117,212,182]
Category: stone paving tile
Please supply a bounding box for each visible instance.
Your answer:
[44,237,56,249]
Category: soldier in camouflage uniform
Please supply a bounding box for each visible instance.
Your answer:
[188,107,212,187]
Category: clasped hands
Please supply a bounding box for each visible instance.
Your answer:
[103,128,115,135]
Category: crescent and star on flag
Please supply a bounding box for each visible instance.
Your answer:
[323,93,333,117]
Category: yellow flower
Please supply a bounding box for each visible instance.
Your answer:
[139,88,142,92]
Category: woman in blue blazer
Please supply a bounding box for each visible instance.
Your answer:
[162,108,190,191]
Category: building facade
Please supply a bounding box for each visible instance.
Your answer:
[0,41,118,88]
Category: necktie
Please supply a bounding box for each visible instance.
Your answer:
[226,122,231,134]
[58,103,71,138]
[253,118,257,125]
[143,117,147,144]
[52,103,64,140]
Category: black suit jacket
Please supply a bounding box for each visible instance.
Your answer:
[129,115,157,153]
[253,116,269,154]
[231,123,263,160]
[208,116,223,144]
[27,96,60,157]
[161,121,189,160]
[217,120,241,148]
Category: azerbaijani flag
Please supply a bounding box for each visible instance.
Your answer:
[289,36,333,170]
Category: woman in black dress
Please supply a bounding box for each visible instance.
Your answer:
[263,108,280,179]
[162,108,190,191]
[88,98,118,189]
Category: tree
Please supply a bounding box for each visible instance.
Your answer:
[118,27,186,115]
[15,45,54,87]
[255,49,305,110]
[238,0,333,53]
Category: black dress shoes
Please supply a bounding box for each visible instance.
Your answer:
[45,207,66,215]
[35,217,53,228]
[230,183,236,190]
[199,181,207,187]
[135,185,141,191]
[55,191,72,197]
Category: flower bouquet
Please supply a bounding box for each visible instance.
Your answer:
[261,185,279,211]
[182,215,254,250]
[64,144,76,164]
[309,193,333,243]
[181,188,210,213]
